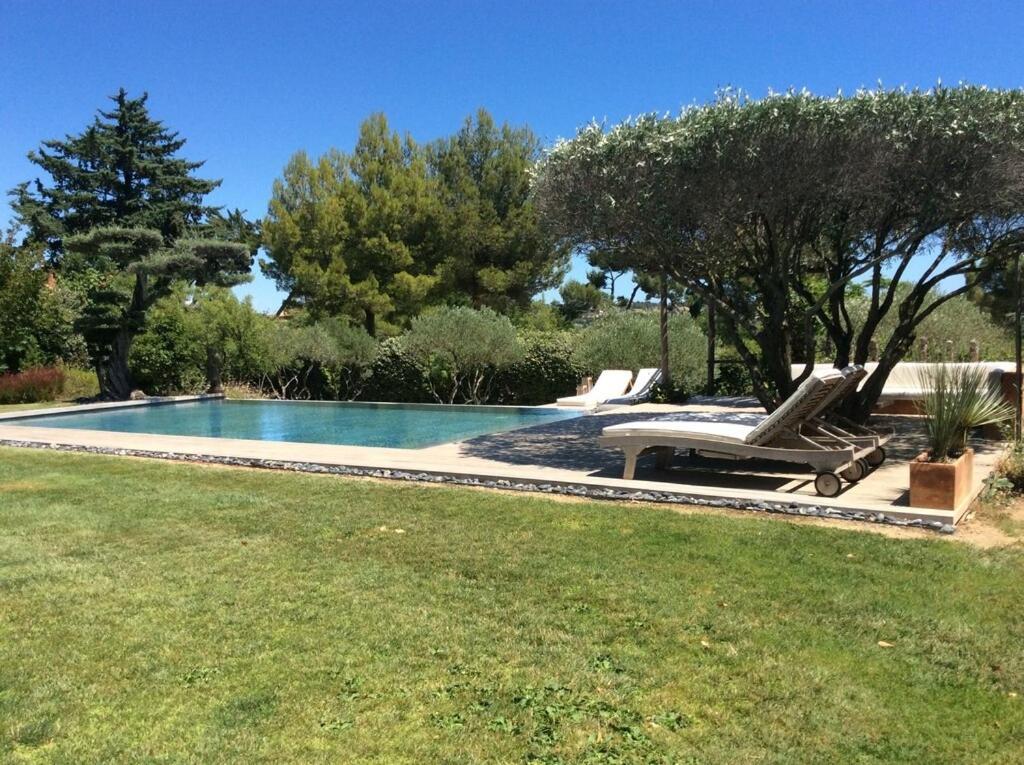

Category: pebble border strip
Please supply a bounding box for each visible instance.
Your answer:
[0,438,955,534]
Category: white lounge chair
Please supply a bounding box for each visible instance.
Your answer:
[557,370,633,408]
[600,368,663,407]
[600,370,879,497]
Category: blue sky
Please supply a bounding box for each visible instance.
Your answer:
[2,0,1022,312]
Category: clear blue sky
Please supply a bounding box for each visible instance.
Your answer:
[2,0,1022,312]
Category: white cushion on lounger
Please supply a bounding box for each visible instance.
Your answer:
[602,420,755,444]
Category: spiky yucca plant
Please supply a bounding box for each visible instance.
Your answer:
[918,365,1014,462]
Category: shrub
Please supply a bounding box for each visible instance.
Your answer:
[360,338,434,403]
[714,358,754,396]
[574,310,706,394]
[987,440,1024,501]
[557,280,609,323]
[129,295,205,395]
[401,307,523,403]
[514,302,566,332]
[649,379,690,404]
[918,364,1014,461]
[192,288,277,387]
[846,291,1015,362]
[61,367,100,401]
[0,367,65,404]
[496,331,581,405]
[256,320,378,400]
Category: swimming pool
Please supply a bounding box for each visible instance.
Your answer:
[5,399,580,449]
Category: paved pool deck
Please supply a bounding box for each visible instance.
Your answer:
[0,395,1003,531]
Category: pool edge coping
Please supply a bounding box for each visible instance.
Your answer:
[0,393,226,421]
[0,435,956,535]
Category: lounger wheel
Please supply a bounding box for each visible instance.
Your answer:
[814,471,842,498]
[841,458,871,482]
[866,448,886,468]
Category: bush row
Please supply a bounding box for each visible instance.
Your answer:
[129,294,729,404]
[0,367,65,404]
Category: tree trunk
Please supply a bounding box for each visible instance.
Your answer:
[364,308,376,337]
[706,301,716,396]
[659,272,671,388]
[206,345,224,394]
[1016,252,1022,440]
[97,329,135,400]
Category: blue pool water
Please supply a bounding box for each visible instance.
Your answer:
[8,399,580,449]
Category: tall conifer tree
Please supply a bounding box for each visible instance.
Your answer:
[11,88,221,263]
[10,90,251,398]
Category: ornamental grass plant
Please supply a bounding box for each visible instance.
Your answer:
[918,364,1013,462]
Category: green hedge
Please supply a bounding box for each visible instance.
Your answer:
[128,297,714,406]
[359,338,434,403]
[495,331,581,405]
[573,311,706,397]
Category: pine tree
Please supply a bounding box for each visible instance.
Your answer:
[66,227,250,399]
[10,88,221,263]
[9,89,252,399]
[262,114,440,335]
[427,110,569,312]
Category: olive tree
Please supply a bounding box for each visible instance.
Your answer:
[401,306,522,403]
[534,87,1024,419]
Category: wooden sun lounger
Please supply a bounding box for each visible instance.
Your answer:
[600,370,883,497]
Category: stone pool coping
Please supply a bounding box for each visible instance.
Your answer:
[0,394,979,534]
[0,393,225,421]
[0,437,956,533]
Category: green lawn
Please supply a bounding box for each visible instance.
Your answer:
[0,401,72,414]
[1,448,1022,763]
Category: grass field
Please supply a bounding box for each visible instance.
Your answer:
[1,447,1022,763]
[0,401,71,414]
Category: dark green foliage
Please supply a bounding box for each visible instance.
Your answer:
[401,307,522,403]
[129,296,205,394]
[262,110,567,327]
[65,227,250,398]
[585,248,632,301]
[713,360,754,397]
[0,228,84,373]
[649,379,690,404]
[261,115,440,334]
[495,331,581,405]
[557,280,608,322]
[0,233,48,372]
[360,338,434,403]
[11,89,221,260]
[428,110,569,311]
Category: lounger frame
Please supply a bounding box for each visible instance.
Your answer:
[599,369,886,495]
[600,426,873,481]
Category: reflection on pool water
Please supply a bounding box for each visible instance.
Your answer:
[8,399,581,449]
